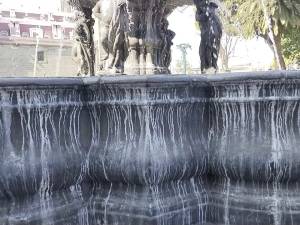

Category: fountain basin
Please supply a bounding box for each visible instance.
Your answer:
[1,71,300,199]
[3,179,300,225]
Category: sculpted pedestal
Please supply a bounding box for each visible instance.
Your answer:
[125,0,174,75]
[69,0,178,75]
[68,0,221,76]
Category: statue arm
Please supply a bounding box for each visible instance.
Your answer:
[76,22,90,43]
[93,12,101,18]
[92,2,101,18]
[82,23,91,43]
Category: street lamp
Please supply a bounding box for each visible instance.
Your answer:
[176,43,191,74]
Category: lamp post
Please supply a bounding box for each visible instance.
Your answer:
[176,43,191,74]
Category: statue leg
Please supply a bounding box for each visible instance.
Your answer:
[139,39,146,75]
[82,8,95,76]
[200,42,206,74]
[125,3,140,75]
[124,0,174,75]
[98,24,110,71]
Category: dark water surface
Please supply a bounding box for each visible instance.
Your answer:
[1,179,300,225]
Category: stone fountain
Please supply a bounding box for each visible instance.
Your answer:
[1,71,300,225]
[1,1,300,225]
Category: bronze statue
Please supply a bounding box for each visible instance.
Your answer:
[72,10,95,76]
[67,0,179,76]
[107,1,128,73]
[126,0,144,74]
[66,0,224,76]
[195,0,222,74]
[93,0,114,72]
[125,0,175,75]
[160,17,175,73]
[93,0,128,74]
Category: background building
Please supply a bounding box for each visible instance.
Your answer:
[60,0,72,13]
[0,0,77,77]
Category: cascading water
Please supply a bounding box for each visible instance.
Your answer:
[0,85,86,199]
[83,80,209,185]
[1,72,300,225]
[208,78,300,182]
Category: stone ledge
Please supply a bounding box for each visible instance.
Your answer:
[0,70,298,87]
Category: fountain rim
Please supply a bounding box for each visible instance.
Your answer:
[0,70,298,87]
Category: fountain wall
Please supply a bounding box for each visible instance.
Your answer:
[1,71,300,200]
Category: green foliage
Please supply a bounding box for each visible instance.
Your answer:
[222,0,300,69]
[282,26,300,65]
[276,0,300,26]
[223,0,300,39]
[219,2,240,36]
[195,0,300,69]
[222,0,265,39]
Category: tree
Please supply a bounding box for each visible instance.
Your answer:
[282,26,300,66]
[224,0,300,70]
[220,34,239,71]
[218,2,241,71]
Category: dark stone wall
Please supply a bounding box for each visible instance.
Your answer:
[208,77,300,182]
[0,71,300,199]
[84,81,210,184]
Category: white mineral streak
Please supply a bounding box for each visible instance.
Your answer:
[0,78,300,224]
[209,81,299,182]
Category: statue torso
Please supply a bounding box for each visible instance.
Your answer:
[94,0,115,24]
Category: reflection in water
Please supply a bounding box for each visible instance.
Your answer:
[1,179,300,225]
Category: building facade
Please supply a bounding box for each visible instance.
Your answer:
[60,0,73,13]
[0,7,77,77]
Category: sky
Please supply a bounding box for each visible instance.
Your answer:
[0,0,61,12]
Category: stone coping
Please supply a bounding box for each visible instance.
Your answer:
[0,70,298,87]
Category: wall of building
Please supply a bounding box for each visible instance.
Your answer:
[0,7,77,77]
[0,42,77,77]
[60,0,73,13]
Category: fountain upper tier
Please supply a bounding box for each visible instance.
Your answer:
[68,0,193,10]
[68,0,197,76]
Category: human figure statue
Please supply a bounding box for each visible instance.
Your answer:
[160,17,175,73]
[126,0,144,74]
[93,0,114,72]
[93,0,127,74]
[195,0,222,74]
[125,0,175,75]
[72,10,95,76]
[107,1,128,73]
[68,0,177,76]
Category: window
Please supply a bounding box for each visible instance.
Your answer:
[0,30,9,37]
[37,51,45,62]
[9,22,20,37]
[29,27,43,38]
[21,32,29,38]
[10,10,16,18]
[52,25,62,39]
[49,13,54,21]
